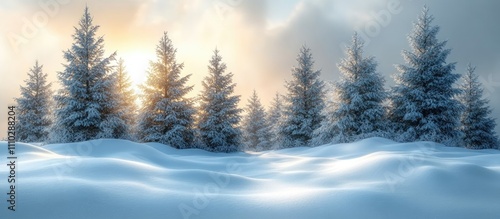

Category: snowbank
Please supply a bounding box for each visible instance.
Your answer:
[1,138,499,219]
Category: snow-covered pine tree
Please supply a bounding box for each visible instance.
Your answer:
[315,33,387,144]
[279,46,325,148]
[389,6,463,146]
[458,65,499,149]
[197,49,242,152]
[242,90,272,151]
[311,82,338,146]
[137,32,195,149]
[15,61,52,142]
[110,58,137,140]
[267,93,285,147]
[51,6,125,143]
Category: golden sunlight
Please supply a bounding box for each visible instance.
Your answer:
[121,51,155,94]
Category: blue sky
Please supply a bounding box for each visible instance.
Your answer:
[1,0,499,140]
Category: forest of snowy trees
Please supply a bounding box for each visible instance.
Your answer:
[14,6,499,151]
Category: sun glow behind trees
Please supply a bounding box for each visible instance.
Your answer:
[119,43,221,108]
[6,4,500,149]
[2,1,500,141]
[120,52,154,98]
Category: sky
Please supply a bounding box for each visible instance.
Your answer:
[1,0,500,140]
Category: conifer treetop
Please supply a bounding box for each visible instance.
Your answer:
[390,6,462,145]
[459,64,499,149]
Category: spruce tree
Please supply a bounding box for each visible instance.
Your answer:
[311,87,338,146]
[389,7,462,145]
[242,90,272,151]
[267,93,285,147]
[137,32,195,149]
[52,7,124,143]
[279,46,325,147]
[111,58,137,140]
[458,65,499,149]
[15,61,52,142]
[197,49,242,152]
[315,33,387,144]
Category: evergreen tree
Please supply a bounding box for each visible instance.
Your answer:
[242,90,272,151]
[51,7,124,143]
[458,65,499,149]
[15,61,52,142]
[389,7,463,146]
[279,46,325,147]
[267,93,285,147]
[197,49,242,152]
[112,58,137,140]
[312,82,338,146]
[137,32,195,149]
[315,33,387,144]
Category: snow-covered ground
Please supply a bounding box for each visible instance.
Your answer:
[1,138,500,219]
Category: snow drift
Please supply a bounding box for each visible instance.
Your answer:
[1,138,500,219]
